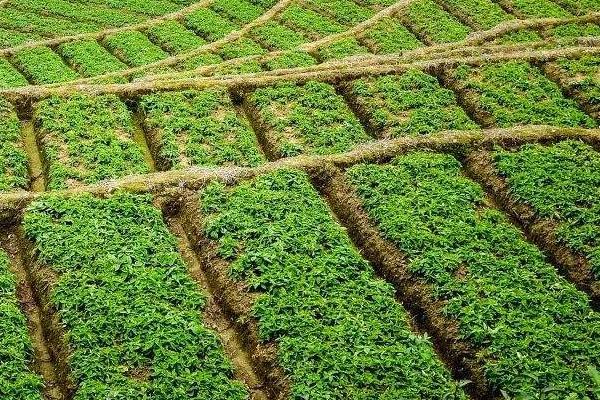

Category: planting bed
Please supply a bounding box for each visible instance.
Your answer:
[139,88,265,169]
[34,94,148,190]
[245,81,371,157]
[2,0,600,399]
[344,152,600,398]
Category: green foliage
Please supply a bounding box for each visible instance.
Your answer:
[554,55,600,109]
[181,52,223,70]
[80,0,182,15]
[405,0,471,43]
[0,8,100,37]
[317,38,370,61]
[347,152,600,399]
[493,29,542,44]
[0,28,40,49]
[494,141,600,279]
[453,61,596,128]
[146,21,207,54]
[278,5,345,39]
[351,0,395,7]
[550,23,600,39]
[349,71,478,137]
[246,0,276,8]
[185,8,238,41]
[12,47,79,84]
[552,0,600,14]
[214,60,263,75]
[201,169,468,399]
[0,58,29,89]
[34,94,149,189]
[304,0,374,25]
[11,0,144,27]
[58,40,127,80]
[249,81,371,156]
[23,193,248,399]
[504,0,571,17]
[0,251,43,399]
[104,31,168,67]
[262,51,316,70]
[139,89,265,168]
[211,0,264,24]
[217,38,266,60]
[442,0,510,29]
[77,0,182,15]
[251,21,307,50]
[361,17,422,54]
[0,99,29,192]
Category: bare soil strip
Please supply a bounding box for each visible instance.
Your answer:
[166,217,272,400]
[21,120,46,192]
[537,61,600,120]
[131,110,157,172]
[463,149,600,309]
[309,164,495,399]
[174,196,291,400]
[0,228,66,400]
[10,227,77,399]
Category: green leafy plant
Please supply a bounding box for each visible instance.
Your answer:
[146,21,207,54]
[405,0,471,43]
[494,141,600,279]
[347,151,600,398]
[23,192,248,399]
[58,39,127,80]
[360,17,422,54]
[0,98,29,192]
[0,251,43,399]
[349,70,479,137]
[12,47,79,84]
[452,61,597,128]
[139,89,265,169]
[34,94,149,189]
[201,169,467,399]
[104,31,169,67]
[248,81,371,156]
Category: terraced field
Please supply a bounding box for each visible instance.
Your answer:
[1,0,600,399]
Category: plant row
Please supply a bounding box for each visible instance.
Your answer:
[0,28,40,49]
[23,192,248,399]
[198,168,468,399]
[400,0,471,44]
[345,70,479,137]
[33,94,149,190]
[446,61,597,128]
[246,80,371,157]
[0,99,28,192]
[493,141,600,280]
[0,250,43,399]
[139,88,265,170]
[346,151,600,398]
[543,55,600,118]
[66,0,189,16]
[8,0,146,29]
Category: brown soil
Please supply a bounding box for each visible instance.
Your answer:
[1,227,75,399]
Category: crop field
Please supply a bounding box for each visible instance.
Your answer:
[2,0,600,399]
